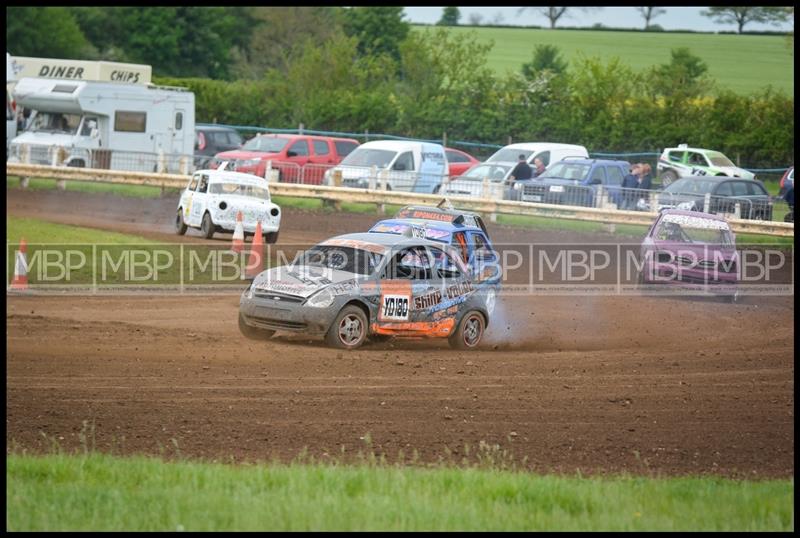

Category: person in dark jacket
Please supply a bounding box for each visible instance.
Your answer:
[638,163,653,190]
[509,154,533,182]
[621,164,640,209]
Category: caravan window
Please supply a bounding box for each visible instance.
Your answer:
[115,111,147,133]
[175,112,183,130]
[30,112,81,134]
[80,117,98,136]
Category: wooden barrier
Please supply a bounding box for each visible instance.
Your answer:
[7,163,794,237]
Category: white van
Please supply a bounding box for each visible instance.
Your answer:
[323,140,449,194]
[8,77,195,173]
[486,142,589,168]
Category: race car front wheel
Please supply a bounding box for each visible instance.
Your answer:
[449,311,485,350]
[326,305,368,350]
[265,231,279,244]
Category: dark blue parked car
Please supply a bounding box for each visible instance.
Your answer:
[507,158,631,207]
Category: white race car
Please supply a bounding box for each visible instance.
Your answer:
[175,168,281,242]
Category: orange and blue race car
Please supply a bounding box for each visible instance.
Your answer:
[367,202,502,287]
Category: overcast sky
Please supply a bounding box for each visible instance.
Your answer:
[403,7,794,32]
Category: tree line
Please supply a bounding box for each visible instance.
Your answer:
[6,7,794,168]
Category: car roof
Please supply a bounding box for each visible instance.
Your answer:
[501,142,586,150]
[329,232,445,250]
[658,208,728,222]
[393,204,487,232]
[357,140,443,151]
[195,169,269,186]
[371,217,476,234]
[555,158,629,166]
[249,133,359,143]
[672,175,757,183]
[666,146,723,154]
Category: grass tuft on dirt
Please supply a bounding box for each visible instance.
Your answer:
[6,452,793,531]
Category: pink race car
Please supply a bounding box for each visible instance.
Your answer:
[638,209,739,302]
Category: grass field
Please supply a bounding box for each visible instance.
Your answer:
[414,25,794,95]
[5,453,793,531]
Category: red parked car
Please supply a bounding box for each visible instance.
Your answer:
[212,134,360,184]
[445,147,481,179]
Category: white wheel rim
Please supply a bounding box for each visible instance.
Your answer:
[463,315,482,347]
[338,314,363,345]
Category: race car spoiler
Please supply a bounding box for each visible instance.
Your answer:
[394,201,487,233]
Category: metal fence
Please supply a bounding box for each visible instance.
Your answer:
[8,143,193,175]
[9,141,792,224]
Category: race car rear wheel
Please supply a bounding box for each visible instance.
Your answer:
[238,313,275,340]
[265,231,279,244]
[449,311,485,350]
[175,210,188,235]
[326,305,368,350]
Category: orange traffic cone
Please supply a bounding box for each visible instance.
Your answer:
[231,211,244,253]
[245,221,264,279]
[9,238,29,291]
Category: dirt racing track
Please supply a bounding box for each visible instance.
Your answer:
[6,188,795,478]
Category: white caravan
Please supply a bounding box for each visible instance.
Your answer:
[486,142,589,168]
[323,140,449,194]
[8,76,194,173]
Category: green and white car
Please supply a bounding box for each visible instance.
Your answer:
[657,145,755,186]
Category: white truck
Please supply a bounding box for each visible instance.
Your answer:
[322,140,449,194]
[8,76,195,173]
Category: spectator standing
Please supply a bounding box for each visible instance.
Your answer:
[638,163,653,190]
[509,154,533,182]
[621,164,641,209]
[532,158,546,178]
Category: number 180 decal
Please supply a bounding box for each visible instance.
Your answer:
[381,294,410,321]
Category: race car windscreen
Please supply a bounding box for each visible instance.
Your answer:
[707,152,735,167]
[540,162,591,181]
[299,246,383,276]
[655,219,734,246]
[209,182,269,199]
[241,136,289,153]
[487,148,534,162]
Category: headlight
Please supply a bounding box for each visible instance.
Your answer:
[241,159,260,167]
[677,201,694,210]
[513,183,522,191]
[243,283,254,299]
[305,287,334,308]
[323,169,331,185]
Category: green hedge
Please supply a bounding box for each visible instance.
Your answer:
[154,33,794,169]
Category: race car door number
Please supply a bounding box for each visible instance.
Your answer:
[381,294,409,321]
